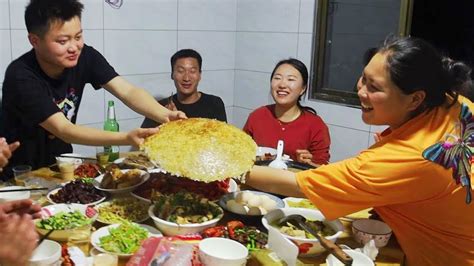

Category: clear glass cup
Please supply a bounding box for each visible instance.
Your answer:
[96,147,110,167]
[12,165,32,186]
[58,162,75,181]
[67,226,92,255]
[93,253,118,266]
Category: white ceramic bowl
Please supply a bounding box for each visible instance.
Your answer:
[90,223,162,258]
[93,169,150,194]
[326,249,374,266]
[199,237,248,266]
[29,239,62,266]
[352,218,392,248]
[36,203,98,241]
[262,208,344,257]
[0,186,30,202]
[148,204,223,236]
[219,190,285,217]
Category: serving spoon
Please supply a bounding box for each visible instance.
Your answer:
[278,214,353,265]
[268,140,287,170]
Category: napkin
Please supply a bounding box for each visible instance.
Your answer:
[355,239,379,261]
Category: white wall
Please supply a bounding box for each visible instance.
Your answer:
[0,0,382,162]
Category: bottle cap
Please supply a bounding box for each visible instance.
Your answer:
[108,100,114,107]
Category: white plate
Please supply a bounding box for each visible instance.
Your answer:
[130,178,239,203]
[219,190,285,217]
[90,223,162,258]
[95,199,150,224]
[93,169,150,194]
[47,187,107,206]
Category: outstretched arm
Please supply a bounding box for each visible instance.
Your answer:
[245,165,305,197]
[103,76,187,123]
[40,113,159,147]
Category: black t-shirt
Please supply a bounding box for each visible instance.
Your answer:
[0,45,118,177]
[141,92,227,128]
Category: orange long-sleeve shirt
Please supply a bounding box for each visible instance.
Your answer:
[296,96,474,266]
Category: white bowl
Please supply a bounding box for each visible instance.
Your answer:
[219,190,285,217]
[90,223,162,258]
[29,239,62,266]
[262,208,344,257]
[93,169,150,194]
[352,218,392,248]
[0,186,30,202]
[326,249,374,266]
[148,204,223,236]
[199,237,248,266]
[36,203,98,241]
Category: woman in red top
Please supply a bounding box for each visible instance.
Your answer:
[243,58,330,165]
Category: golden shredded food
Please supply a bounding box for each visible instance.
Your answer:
[141,118,257,182]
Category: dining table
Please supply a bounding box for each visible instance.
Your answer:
[19,155,406,266]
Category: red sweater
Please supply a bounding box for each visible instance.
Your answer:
[243,105,330,164]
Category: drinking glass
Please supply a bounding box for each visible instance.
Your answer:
[12,165,32,186]
[93,253,118,266]
[96,147,110,167]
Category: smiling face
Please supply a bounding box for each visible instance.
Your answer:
[357,52,425,129]
[29,16,84,78]
[172,57,201,97]
[271,64,306,108]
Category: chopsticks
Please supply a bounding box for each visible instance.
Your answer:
[0,187,49,193]
[58,155,97,161]
[37,229,55,246]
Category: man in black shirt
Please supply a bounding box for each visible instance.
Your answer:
[0,0,186,178]
[141,49,227,128]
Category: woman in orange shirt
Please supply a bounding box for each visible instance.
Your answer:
[246,37,474,265]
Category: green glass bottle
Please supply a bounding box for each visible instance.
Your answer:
[104,100,120,161]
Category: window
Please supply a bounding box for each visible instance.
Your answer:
[311,0,413,106]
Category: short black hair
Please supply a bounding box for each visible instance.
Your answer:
[25,0,83,37]
[170,49,203,74]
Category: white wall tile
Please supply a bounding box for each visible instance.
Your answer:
[226,106,233,124]
[9,0,28,29]
[76,85,105,125]
[126,73,174,100]
[233,70,272,110]
[178,31,235,70]
[327,124,370,162]
[304,99,369,131]
[299,0,316,33]
[232,106,252,129]
[178,0,236,31]
[84,30,104,54]
[9,29,29,60]
[104,30,176,75]
[237,0,299,32]
[235,32,298,71]
[0,30,11,82]
[199,70,234,107]
[104,0,177,30]
[0,0,9,29]
[82,0,104,30]
[297,33,314,74]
